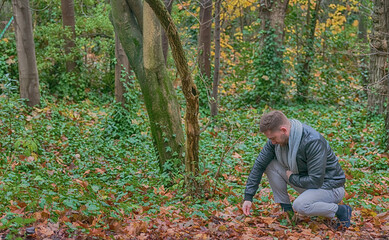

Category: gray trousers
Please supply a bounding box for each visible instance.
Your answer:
[264,160,345,218]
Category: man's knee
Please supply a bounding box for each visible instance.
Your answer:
[293,197,311,215]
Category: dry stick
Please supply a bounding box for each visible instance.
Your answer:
[212,133,245,196]
[213,115,259,195]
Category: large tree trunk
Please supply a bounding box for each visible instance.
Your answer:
[295,0,321,103]
[61,0,77,72]
[111,0,185,172]
[145,0,201,193]
[210,0,221,117]
[368,0,389,114]
[198,0,212,80]
[12,0,41,107]
[114,33,131,105]
[258,0,289,49]
[255,0,289,104]
[161,0,173,64]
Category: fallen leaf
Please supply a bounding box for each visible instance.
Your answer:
[261,216,276,225]
[218,225,227,231]
[73,179,89,188]
[183,219,195,228]
[232,152,242,158]
[95,168,106,174]
[194,233,208,239]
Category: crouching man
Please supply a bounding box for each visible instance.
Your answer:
[242,110,352,229]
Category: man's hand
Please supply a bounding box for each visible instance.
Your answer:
[286,170,293,179]
[242,201,252,216]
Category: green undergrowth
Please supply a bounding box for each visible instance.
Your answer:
[0,88,388,233]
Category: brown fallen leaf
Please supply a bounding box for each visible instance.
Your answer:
[261,216,276,225]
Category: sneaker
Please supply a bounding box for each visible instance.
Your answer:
[335,205,352,229]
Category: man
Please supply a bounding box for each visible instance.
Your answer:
[242,110,352,229]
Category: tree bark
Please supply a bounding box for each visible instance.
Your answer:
[368,0,389,114]
[12,0,41,107]
[161,0,173,64]
[258,0,289,50]
[253,0,289,104]
[198,0,212,80]
[210,0,221,117]
[358,8,369,91]
[296,0,321,102]
[114,33,131,105]
[145,0,201,192]
[61,0,77,72]
[111,0,185,171]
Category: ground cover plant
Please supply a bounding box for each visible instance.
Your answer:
[1,0,389,239]
[0,74,388,238]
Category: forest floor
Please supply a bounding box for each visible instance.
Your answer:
[0,95,388,239]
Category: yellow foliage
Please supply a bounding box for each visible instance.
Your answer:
[352,20,359,27]
[221,0,256,21]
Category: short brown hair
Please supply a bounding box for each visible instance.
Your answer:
[259,110,289,132]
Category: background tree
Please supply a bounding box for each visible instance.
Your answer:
[60,0,76,72]
[251,0,289,104]
[114,33,130,105]
[210,0,221,117]
[111,0,185,172]
[368,0,389,114]
[295,0,321,102]
[11,0,41,107]
[198,0,212,81]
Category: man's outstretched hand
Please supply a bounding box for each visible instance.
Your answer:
[242,200,252,215]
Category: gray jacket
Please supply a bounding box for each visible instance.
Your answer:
[244,123,346,202]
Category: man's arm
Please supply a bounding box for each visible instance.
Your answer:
[244,140,275,202]
[289,139,327,189]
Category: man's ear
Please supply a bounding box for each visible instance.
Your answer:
[280,126,287,133]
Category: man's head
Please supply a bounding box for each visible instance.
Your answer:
[260,110,290,146]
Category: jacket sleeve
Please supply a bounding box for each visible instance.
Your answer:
[289,139,327,189]
[244,140,275,201]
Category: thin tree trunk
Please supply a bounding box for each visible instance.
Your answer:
[161,0,173,64]
[145,0,201,193]
[12,0,41,107]
[358,9,369,92]
[111,0,185,172]
[296,0,321,102]
[61,0,76,72]
[210,0,221,117]
[368,0,389,114]
[114,33,130,105]
[198,0,212,79]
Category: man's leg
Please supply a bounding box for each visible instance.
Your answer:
[265,160,305,206]
[292,187,345,218]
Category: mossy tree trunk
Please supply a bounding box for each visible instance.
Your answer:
[161,0,173,64]
[111,0,185,172]
[254,0,289,104]
[145,0,201,193]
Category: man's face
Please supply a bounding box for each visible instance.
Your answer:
[264,128,289,146]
